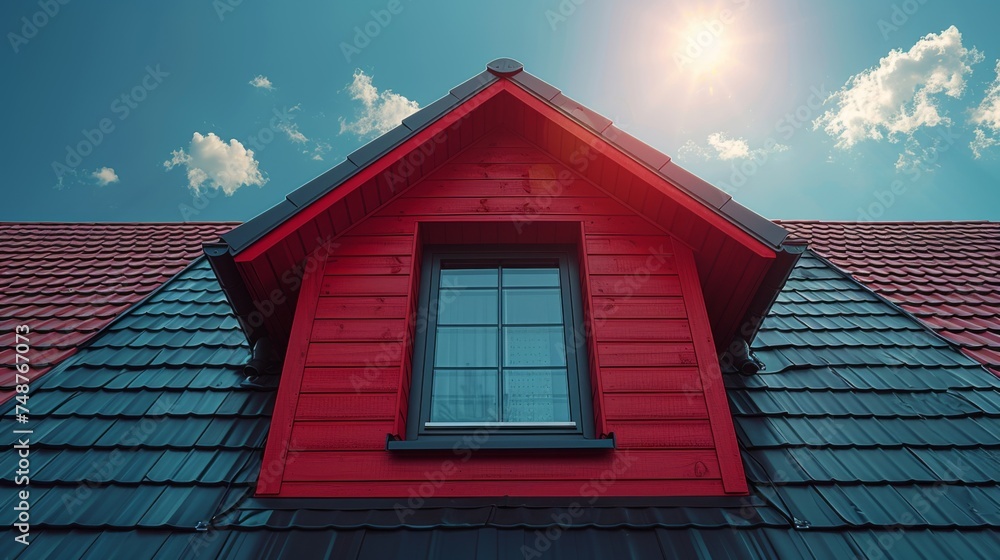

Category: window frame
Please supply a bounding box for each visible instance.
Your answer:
[389,244,613,451]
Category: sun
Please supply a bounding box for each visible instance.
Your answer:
[672,18,735,78]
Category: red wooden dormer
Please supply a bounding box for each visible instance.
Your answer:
[205,59,803,499]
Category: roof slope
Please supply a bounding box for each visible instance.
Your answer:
[779,221,1000,374]
[1,257,271,558]
[6,250,1000,559]
[0,222,237,403]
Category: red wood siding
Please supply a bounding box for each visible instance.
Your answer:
[256,131,749,498]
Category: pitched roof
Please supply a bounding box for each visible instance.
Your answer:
[221,59,787,255]
[779,221,1000,374]
[6,245,999,558]
[207,59,801,358]
[0,222,237,404]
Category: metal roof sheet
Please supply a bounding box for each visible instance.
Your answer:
[0,222,237,404]
[779,221,1000,375]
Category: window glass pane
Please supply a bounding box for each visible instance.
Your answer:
[503,326,567,367]
[503,288,563,324]
[431,369,498,422]
[503,369,571,422]
[441,268,498,288]
[434,326,497,367]
[503,267,560,287]
[438,289,497,325]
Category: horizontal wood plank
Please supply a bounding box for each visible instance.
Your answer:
[325,256,410,275]
[451,146,558,164]
[604,393,708,420]
[322,275,410,296]
[276,479,727,498]
[300,367,401,393]
[586,235,676,255]
[596,342,697,367]
[315,297,408,319]
[600,367,702,392]
[329,235,413,256]
[296,393,397,420]
[593,319,691,342]
[283,449,720,482]
[590,297,688,319]
[588,275,683,297]
[306,342,406,367]
[310,319,405,342]
[381,197,634,217]
[607,420,716,448]
[587,255,677,275]
[290,421,394,450]
[405,179,606,199]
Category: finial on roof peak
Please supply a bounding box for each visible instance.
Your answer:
[487,58,523,77]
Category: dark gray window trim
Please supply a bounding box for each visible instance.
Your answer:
[389,244,614,452]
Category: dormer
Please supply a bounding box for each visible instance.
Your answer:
[206,59,802,498]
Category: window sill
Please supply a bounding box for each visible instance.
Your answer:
[386,433,616,451]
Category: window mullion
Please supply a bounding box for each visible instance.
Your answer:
[497,265,504,423]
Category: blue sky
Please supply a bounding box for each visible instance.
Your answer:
[4,0,1000,223]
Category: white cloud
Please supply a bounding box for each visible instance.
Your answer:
[970,60,1000,158]
[278,121,309,143]
[91,167,119,186]
[339,69,419,137]
[249,75,275,90]
[164,132,267,196]
[814,26,982,149]
[678,132,789,161]
[308,141,332,161]
[970,128,999,159]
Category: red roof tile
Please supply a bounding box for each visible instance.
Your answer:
[0,223,238,402]
[778,221,1000,374]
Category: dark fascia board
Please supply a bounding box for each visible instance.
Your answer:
[346,124,413,167]
[510,71,561,101]
[285,160,359,208]
[204,243,258,344]
[402,93,462,131]
[659,161,732,210]
[719,198,789,247]
[221,199,298,253]
[551,93,613,134]
[602,124,672,171]
[735,240,807,349]
[450,69,498,100]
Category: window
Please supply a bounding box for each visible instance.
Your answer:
[389,245,613,450]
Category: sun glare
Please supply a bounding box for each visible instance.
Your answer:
[676,19,732,77]
[666,6,751,96]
